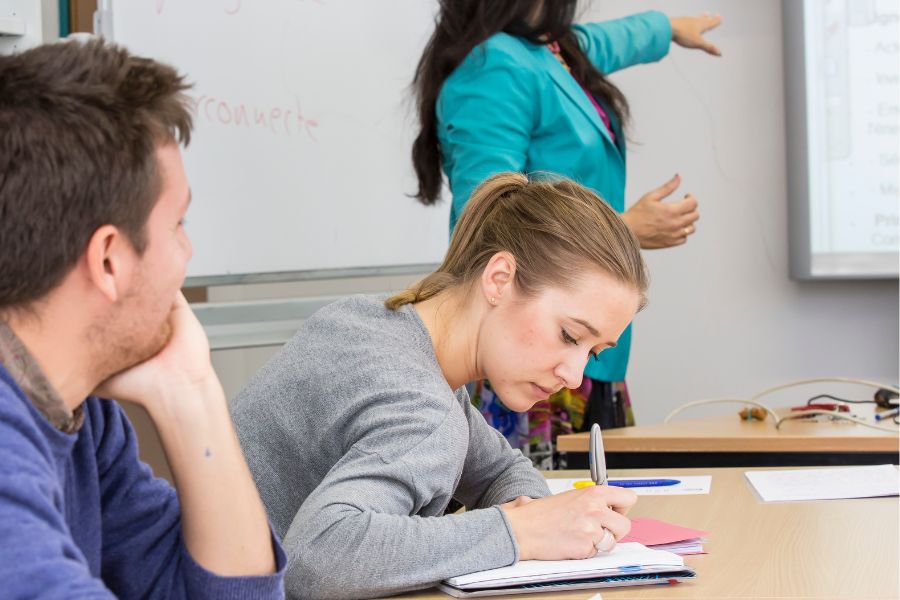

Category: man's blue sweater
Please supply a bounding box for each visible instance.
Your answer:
[0,364,286,598]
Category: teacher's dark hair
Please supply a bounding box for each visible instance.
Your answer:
[411,0,631,205]
[0,39,192,311]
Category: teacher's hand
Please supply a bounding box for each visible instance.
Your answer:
[622,174,700,249]
[501,485,637,561]
[671,13,723,56]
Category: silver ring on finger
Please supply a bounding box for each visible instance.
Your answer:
[593,529,615,555]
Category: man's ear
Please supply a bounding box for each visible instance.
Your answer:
[83,225,137,303]
[480,251,517,305]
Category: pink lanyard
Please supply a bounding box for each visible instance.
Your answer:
[547,41,616,143]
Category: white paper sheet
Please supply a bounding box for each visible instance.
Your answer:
[546,476,712,496]
[444,543,684,588]
[744,464,900,502]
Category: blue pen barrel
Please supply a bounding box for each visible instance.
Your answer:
[607,479,681,488]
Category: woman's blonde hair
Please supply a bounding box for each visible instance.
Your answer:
[385,172,648,310]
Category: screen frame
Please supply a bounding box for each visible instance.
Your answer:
[783,0,899,280]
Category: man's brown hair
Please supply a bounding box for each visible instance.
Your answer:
[0,39,192,310]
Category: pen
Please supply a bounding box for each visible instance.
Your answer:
[589,423,607,486]
[875,407,899,421]
[574,478,681,488]
[610,478,680,487]
[589,423,615,554]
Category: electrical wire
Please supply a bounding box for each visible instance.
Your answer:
[749,377,899,400]
[806,393,876,405]
[664,398,780,424]
[664,377,900,434]
[774,409,900,433]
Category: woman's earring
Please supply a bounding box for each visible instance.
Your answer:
[489,297,496,305]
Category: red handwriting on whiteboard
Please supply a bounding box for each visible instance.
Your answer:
[154,0,322,15]
[188,95,320,139]
[154,0,242,15]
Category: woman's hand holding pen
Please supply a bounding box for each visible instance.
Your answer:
[670,13,723,56]
[500,485,637,561]
[622,174,700,249]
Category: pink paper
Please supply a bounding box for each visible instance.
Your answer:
[620,518,708,546]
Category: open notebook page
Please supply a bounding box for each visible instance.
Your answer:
[444,543,684,589]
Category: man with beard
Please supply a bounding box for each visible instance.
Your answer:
[0,40,285,597]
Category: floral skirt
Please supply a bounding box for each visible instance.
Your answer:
[468,378,634,469]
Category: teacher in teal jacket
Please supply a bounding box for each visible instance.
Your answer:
[411,2,721,440]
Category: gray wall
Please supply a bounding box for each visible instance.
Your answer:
[208,0,898,425]
[587,0,898,421]
[0,0,59,53]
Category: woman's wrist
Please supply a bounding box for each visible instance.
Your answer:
[670,17,691,43]
[502,505,535,561]
[620,209,643,242]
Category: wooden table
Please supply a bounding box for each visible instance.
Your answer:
[404,467,899,599]
[556,407,899,468]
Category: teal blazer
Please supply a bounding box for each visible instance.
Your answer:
[437,11,671,381]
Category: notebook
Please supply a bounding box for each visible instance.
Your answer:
[438,542,696,597]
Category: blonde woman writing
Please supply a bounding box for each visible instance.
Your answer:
[232,173,648,599]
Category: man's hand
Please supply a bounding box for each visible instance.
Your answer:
[94,292,217,411]
[671,13,723,57]
[96,291,276,577]
[622,174,700,249]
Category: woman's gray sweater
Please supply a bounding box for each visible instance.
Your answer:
[231,295,550,599]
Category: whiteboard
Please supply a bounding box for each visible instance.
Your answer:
[110,0,449,284]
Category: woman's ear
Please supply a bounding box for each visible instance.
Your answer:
[481,251,517,305]
[83,225,136,303]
